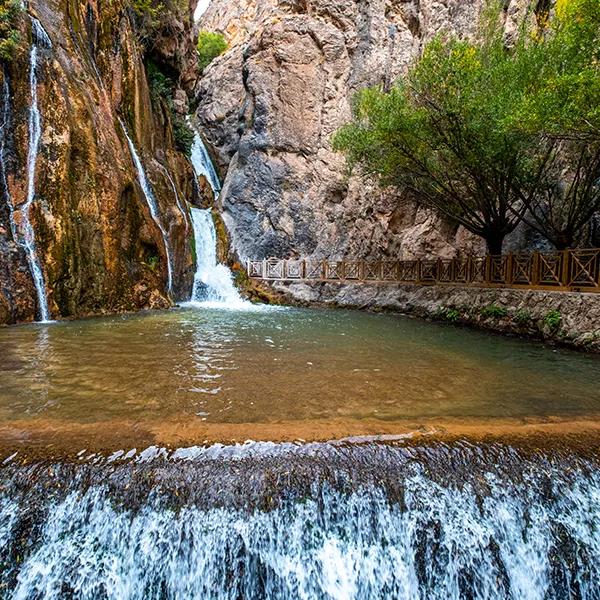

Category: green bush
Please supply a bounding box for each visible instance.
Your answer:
[543,309,562,331]
[146,60,194,158]
[514,309,532,325]
[147,60,172,104]
[481,304,508,319]
[434,307,460,322]
[444,308,460,323]
[146,255,159,271]
[0,0,23,62]
[173,117,194,157]
[197,31,227,71]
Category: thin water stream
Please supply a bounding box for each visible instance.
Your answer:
[190,128,221,197]
[120,120,174,295]
[5,18,54,322]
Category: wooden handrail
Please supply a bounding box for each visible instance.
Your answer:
[246,249,600,293]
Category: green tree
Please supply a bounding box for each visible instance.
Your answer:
[334,0,600,253]
[334,10,541,254]
[507,0,600,248]
[0,0,22,62]
[197,30,227,72]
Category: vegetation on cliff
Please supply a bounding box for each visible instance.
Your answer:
[147,60,194,156]
[0,0,22,61]
[334,0,600,254]
[197,31,227,71]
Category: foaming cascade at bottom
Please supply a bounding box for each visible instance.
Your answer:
[0,441,598,599]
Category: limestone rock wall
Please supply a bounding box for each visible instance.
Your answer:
[195,0,529,263]
[0,0,199,324]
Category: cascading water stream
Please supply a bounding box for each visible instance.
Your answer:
[189,208,247,307]
[119,120,174,295]
[188,127,249,308]
[191,129,221,198]
[0,442,599,599]
[11,18,53,322]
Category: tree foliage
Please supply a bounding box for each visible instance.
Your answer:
[146,60,194,157]
[0,0,22,62]
[334,0,600,253]
[197,30,227,72]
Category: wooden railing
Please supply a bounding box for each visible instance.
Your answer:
[247,249,600,293]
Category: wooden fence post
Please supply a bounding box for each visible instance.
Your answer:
[561,250,571,288]
[506,252,513,285]
[531,252,540,286]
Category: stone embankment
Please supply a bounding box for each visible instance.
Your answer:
[271,281,600,352]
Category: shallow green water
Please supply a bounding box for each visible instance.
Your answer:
[0,306,598,434]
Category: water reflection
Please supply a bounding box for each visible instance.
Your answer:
[0,307,598,445]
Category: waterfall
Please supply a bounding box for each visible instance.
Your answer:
[119,120,174,295]
[0,442,599,599]
[12,17,53,322]
[187,125,248,308]
[190,130,221,198]
[189,207,246,307]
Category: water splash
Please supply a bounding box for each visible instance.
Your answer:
[1,442,599,599]
[187,123,250,309]
[190,129,221,198]
[12,17,53,322]
[188,207,248,308]
[119,120,173,295]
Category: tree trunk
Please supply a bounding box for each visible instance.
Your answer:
[553,231,574,251]
[485,234,505,256]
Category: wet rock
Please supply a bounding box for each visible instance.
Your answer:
[0,0,198,323]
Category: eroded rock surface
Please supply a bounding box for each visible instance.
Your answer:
[195,0,530,262]
[0,0,199,323]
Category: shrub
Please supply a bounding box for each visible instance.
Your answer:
[444,308,460,322]
[481,304,508,319]
[146,255,159,270]
[514,309,532,325]
[146,60,194,158]
[543,309,562,331]
[173,117,194,157]
[146,60,172,104]
[197,31,227,71]
[0,0,23,62]
[434,307,460,322]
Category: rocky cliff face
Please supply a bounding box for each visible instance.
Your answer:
[0,0,199,324]
[195,0,531,263]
